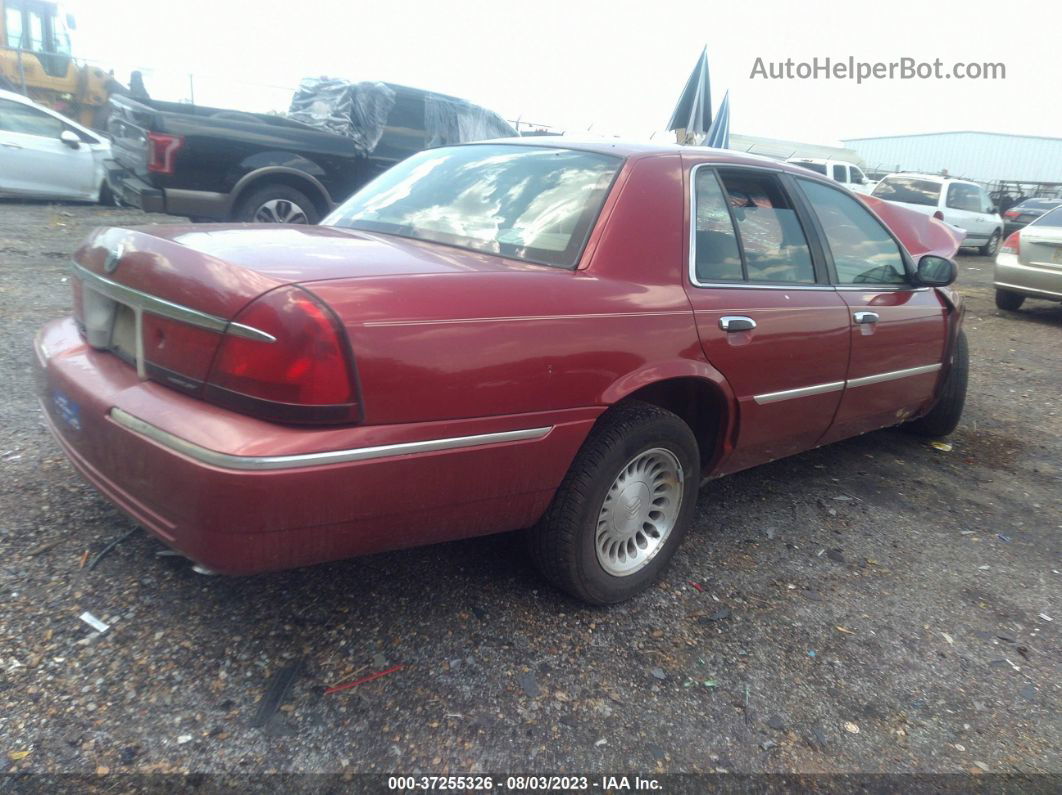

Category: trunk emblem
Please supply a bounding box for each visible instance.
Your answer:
[104,244,126,273]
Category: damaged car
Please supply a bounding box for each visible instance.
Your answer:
[104,78,515,223]
[36,142,967,604]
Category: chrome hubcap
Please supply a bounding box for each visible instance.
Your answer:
[596,448,683,577]
[254,198,309,224]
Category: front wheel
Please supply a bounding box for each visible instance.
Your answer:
[979,229,1001,257]
[528,401,700,604]
[907,330,968,438]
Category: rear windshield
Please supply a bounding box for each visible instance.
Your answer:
[792,161,827,175]
[1015,199,1062,211]
[1030,206,1062,227]
[871,176,942,207]
[323,144,622,268]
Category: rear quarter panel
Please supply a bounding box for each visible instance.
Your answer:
[307,154,712,426]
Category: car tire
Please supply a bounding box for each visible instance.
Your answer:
[98,181,117,207]
[528,400,700,605]
[907,330,968,438]
[995,289,1025,311]
[234,185,320,224]
[979,229,1001,257]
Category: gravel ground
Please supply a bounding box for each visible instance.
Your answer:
[0,201,1058,777]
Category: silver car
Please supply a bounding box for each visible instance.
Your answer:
[994,205,1062,310]
[0,89,112,203]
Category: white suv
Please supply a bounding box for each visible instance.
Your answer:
[786,158,874,195]
[871,173,1003,256]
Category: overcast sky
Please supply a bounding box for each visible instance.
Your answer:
[68,0,1059,145]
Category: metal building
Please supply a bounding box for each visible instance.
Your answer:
[842,132,1062,185]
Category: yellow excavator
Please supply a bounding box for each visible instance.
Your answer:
[0,0,113,128]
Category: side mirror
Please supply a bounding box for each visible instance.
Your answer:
[60,130,80,149]
[915,255,957,287]
[66,13,78,30]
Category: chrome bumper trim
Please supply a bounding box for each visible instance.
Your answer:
[753,381,845,405]
[846,363,942,388]
[70,262,274,342]
[110,408,552,471]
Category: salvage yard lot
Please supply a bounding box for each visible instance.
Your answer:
[0,201,1059,775]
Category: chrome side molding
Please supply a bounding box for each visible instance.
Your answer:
[753,381,845,405]
[110,408,552,471]
[845,363,942,388]
[752,363,942,405]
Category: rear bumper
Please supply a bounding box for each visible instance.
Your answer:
[35,317,594,573]
[994,253,1062,302]
[105,163,164,213]
[105,162,229,219]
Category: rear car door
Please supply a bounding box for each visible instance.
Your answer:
[684,163,851,474]
[945,183,992,244]
[0,98,95,199]
[794,178,948,442]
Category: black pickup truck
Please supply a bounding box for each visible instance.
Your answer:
[105,81,515,224]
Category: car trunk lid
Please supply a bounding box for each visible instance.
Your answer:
[72,222,527,399]
[1020,225,1062,270]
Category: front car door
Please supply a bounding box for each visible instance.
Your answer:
[793,178,948,442]
[683,161,852,474]
[0,97,95,199]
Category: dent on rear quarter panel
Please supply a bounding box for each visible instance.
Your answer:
[304,154,711,427]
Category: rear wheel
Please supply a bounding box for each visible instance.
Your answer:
[979,229,1001,256]
[234,184,319,224]
[528,401,700,604]
[907,330,968,437]
[995,289,1025,311]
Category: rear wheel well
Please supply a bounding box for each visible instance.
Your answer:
[611,378,727,470]
[231,172,331,220]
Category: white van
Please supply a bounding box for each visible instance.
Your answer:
[871,173,1004,256]
[786,158,874,195]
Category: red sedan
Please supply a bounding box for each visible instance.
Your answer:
[35,141,967,603]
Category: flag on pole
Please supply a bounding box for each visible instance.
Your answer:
[666,47,711,143]
[705,91,730,149]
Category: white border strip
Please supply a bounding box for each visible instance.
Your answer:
[110,408,552,471]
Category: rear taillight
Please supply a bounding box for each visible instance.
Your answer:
[932,210,945,221]
[142,314,221,393]
[204,286,360,424]
[1004,210,1020,219]
[146,132,183,175]
[1000,231,1021,255]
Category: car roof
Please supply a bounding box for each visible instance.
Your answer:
[468,137,825,176]
[879,172,977,186]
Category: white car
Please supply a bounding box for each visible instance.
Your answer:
[0,89,111,203]
[871,173,1003,256]
[785,158,875,195]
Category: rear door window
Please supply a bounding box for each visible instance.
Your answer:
[832,164,847,182]
[799,178,907,285]
[946,183,981,212]
[692,168,743,281]
[718,170,816,284]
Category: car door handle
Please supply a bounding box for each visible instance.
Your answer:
[719,315,756,332]
[853,311,879,325]
[2,143,23,149]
